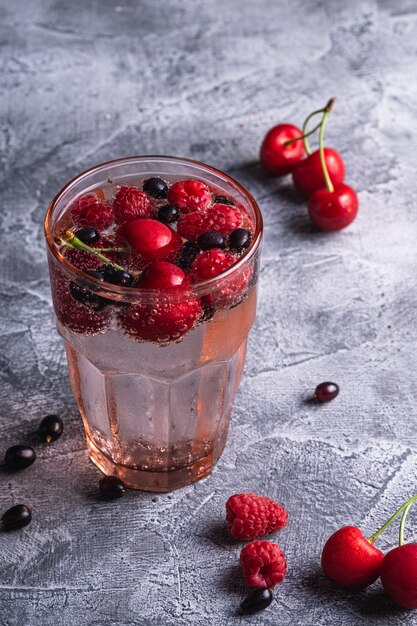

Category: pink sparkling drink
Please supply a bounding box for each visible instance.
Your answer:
[44,156,263,491]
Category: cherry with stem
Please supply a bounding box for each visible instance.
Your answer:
[291,98,346,197]
[321,494,417,590]
[306,100,358,231]
[380,495,417,608]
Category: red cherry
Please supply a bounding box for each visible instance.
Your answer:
[139,261,186,290]
[321,526,384,589]
[121,219,174,260]
[308,184,358,232]
[260,124,305,176]
[292,148,345,196]
[380,544,417,608]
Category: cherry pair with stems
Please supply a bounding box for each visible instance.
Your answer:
[260,98,358,232]
[322,493,417,609]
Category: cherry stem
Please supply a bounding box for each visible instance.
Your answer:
[283,119,324,148]
[60,231,128,272]
[95,247,129,253]
[368,494,417,544]
[301,104,331,155]
[399,500,415,546]
[318,98,335,194]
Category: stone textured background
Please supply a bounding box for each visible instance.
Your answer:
[1,0,417,624]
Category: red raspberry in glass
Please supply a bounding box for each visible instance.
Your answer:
[177,204,243,241]
[51,270,110,335]
[226,493,288,540]
[192,249,236,280]
[113,186,155,223]
[118,298,202,343]
[71,195,115,230]
[240,540,287,589]
[191,249,252,309]
[167,179,212,213]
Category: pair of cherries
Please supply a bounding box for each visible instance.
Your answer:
[321,494,417,609]
[260,98,358,232]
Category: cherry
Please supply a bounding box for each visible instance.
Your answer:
[321,526,384,589]
[308,184,358,232]
[380,545,417,608]
[121,218,174,260]
[139,261,186,290]
[322,494,417,591]
[299,98,358,232]
[292,147,345,197]
[260,123,305,175]
[380,494,417,608]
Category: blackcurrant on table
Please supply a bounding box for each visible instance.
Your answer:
[0,1,416,624]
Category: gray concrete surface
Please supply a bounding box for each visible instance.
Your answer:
[1,0,417,624]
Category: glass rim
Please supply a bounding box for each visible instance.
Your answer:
[44,155,263,299]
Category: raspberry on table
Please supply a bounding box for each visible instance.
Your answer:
[226,493,288,540]
[240,540,287,589]
[113,186,156,222]
[177,204,243,241]
[71,194,115,230]
[167,179,212,213]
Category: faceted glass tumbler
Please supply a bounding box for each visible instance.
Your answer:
[45,156,263,491]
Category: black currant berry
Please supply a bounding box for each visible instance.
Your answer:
[240,588,273,615]
[157,204,179,224]
[2,504,32,530]
[75,227,100,245]
[229,228,252,252]
[99,265,134,287]
[5,445,36,471]
[314,382,339,403]
[177,242,200,270]
[214,194,235,206]
[99,476,126,500]
[197,231,226,251]
[38,414,64,444]
[143,177,168,199]
[69,282,107,311]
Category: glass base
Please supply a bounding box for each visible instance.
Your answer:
[86,421,230,492]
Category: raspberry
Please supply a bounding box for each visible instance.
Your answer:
[192,249,236,280]
[51,269,110,335]
[118,298,202,343]
[177,204,243,241]
[191,249,252,309]
[226,493,288,540]
[240,540,287,589]
[113,186,155,223]
[71,195,115,230]
[167,179,212,213]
